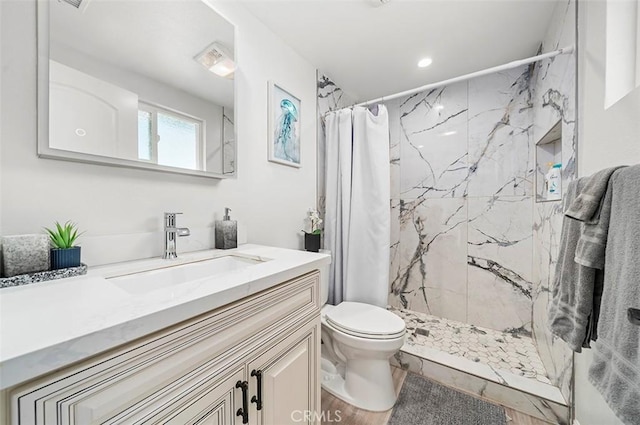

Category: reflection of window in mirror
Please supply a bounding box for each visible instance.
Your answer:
[137,102,204,170]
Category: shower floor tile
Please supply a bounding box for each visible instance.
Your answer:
[390,307,551,385]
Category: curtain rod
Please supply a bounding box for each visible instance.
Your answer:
[334,45,574,110]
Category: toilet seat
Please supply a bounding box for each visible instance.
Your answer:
[325,302,406,340]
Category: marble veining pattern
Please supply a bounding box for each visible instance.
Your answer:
[388,65,536,333]
[467,68,534,197]
[390,199,401,291]
[392,307,551,384]
[467,196,533,331]
[532,200,573,398]
[399,83,469,199]
[532,1,577,188]
[530,0,576,405]
[390,197,468,322]
[388,98,401,199]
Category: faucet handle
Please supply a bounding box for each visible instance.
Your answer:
[164,212,183,228]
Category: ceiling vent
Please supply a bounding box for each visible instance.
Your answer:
[195,42,236,79]
[59,0,92,13]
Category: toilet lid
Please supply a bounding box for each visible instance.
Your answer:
[325,302,406,339]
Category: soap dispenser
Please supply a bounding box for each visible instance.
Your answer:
[215,208,237,249]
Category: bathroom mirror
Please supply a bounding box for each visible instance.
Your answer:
[37,0,236,178]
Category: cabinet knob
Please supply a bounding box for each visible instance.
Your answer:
[236,380,249,424]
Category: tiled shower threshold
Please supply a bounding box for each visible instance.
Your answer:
[389,307,570,424]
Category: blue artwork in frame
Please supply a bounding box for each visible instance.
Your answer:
[268,81,301,167]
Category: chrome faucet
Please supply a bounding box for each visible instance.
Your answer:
[163,212,190,259]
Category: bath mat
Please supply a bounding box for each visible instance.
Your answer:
[388,373,507,425]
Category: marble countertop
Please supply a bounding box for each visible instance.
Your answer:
[0,244,330,390]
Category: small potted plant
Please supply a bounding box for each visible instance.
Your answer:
[303,208,322,252]
[45,221,83,270]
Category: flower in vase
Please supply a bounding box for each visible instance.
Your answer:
[303,208,323,235]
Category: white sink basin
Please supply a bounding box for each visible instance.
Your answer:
[108,255,264,295]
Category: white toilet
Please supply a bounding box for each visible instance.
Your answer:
[319,264,406,412]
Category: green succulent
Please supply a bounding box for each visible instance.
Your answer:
[44,221,82,249]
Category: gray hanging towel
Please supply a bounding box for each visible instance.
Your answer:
[588,165,640,425]
[547,178,600,352]
[568,166,623,347]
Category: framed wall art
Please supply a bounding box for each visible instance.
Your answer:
[268,81,301,167]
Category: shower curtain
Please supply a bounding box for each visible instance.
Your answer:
[324,105,390,307]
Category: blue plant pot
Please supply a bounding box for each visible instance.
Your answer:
[50,247,81,270]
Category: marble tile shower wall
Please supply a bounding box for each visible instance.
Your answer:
[388,65,536,336]
[530,0,576,404]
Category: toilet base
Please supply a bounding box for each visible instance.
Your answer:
[320,356,397,412]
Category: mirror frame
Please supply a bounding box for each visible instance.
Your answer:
[36,0,237,179]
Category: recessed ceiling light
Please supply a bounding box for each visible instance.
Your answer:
[442,131,457,136]
[418,57,433,68]
[434,105,444,111]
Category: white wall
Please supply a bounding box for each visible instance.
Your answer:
[0,0,318,266]
[576,1,640,424]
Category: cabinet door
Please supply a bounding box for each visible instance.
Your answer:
[108,367,246,425]
[157,368,246,425]
[247,319,320,425]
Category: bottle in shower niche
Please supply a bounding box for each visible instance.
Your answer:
[215,208,237,249]
[545,163,562,201]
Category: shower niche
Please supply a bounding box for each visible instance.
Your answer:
[535,121,563,203]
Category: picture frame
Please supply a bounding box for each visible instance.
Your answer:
[268,81,301,168]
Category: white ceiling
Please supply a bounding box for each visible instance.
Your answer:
[240,0,560,102]
[50,0,235,108]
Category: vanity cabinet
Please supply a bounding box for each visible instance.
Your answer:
[9,271,321,425]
